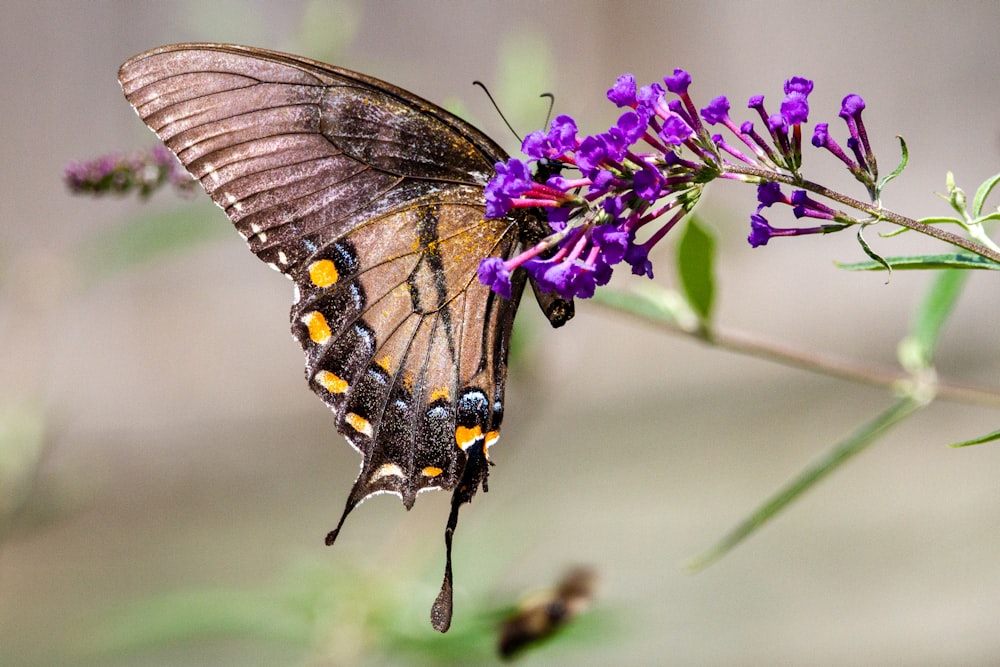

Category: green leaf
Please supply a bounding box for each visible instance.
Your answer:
[915,216,965,226]
[687,397,923,572]
[972,172,1000,218]
[876,136,908,197]
[948,429,1000,448]
[590,284,699,333]
[676,217,716,326]
[905,269,968,365]
[836,253,1000,271]
[856,225,891,278]
[973,212,1000,225]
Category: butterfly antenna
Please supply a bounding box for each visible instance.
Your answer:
[540,92,555,128]
[473,80,522,144]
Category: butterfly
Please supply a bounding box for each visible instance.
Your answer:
[118,43,572,632]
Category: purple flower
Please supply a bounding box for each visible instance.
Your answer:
[521,115,579,160]
[658,114,693,146]
[748,213,775,247]
[748,211,826,247]
[624,243,654,278]
[632,166,662,201]
[478,257,513,299]
[574,135,608,172]
[521,130,549,159]
[607,73,637,107]
[790,190,837,220]
[546,206,571,230]
[747,95,770,128]
[839,94,866,118]
[538,260,580,301]
[811,123,830,147]
[636,82,665,112]
[602,194,624,217]
[784,76,814,96]
[838,94,876,181]
[590,169,616,194]
[567,262,598,299]
[615,110,647,144]
[602,127,630,162]
[485,158,533,218]
[593,255,614,286]
[592,224,629,264]
[756,181,787,208]
[663,68,692,94]
[548,115,578,154]
[495,159,533,194]
[780,92,809,125]
[700,96,731,125]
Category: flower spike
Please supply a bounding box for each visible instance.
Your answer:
[477,69,902,297]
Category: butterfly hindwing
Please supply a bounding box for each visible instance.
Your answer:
[119,43,530,631]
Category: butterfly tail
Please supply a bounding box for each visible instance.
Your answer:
[430,445,491,632]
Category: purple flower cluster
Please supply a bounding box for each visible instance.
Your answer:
[811,94,878,198]
[479,70,877,299]
[747,92,874,246]
[64,144,194,199]
[480,71,713,301]
[747,182,847,247]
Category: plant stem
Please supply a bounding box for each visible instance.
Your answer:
[593,294,1000,409]
[725,164,1000,264]
[711,325,1000,408]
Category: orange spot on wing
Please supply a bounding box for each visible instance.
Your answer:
[302,311,332,344]
[308,259,339,287]
[455,425,483,451]
[345,412,373,437]
[422,466,443,478]
[315,370,348,394]
[430,387,450,402]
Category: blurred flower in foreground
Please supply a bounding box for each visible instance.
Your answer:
[64,144,195,199]
[497,565,597,660]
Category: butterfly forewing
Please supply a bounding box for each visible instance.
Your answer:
[120,43,527,631]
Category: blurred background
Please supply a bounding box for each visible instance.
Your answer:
[2,1,1000,664]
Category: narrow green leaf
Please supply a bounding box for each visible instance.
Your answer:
[972,172,1000,218]
[972,212,1000,225]
[687,397,923,572]
[915,216,965,226]
[949,429,1000,448]
[906,269,968,364]
[856,226,891,278]
[676,217,716,325]
[876,136,908,196]
[836,253,1000,271]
